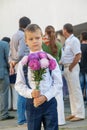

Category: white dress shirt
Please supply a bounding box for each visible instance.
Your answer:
[15,53,63,101]
[61,34,81,64]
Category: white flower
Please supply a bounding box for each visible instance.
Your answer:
[40,58,49,68]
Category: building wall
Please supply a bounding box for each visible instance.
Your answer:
[0,0,87,38]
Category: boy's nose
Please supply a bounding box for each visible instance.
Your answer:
[33,41,37,44]
[33,39,37,43]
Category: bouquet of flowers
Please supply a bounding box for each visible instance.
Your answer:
[21,51,56,90]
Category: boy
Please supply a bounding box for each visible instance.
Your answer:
[15,24,63,130]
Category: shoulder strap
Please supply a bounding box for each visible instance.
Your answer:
[23,65,31,89]
[49,70,52,75]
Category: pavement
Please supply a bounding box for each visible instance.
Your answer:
[0,97,87,130]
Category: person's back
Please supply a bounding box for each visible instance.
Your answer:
[10,30,29,62]
[0,40,14,120]
[0,41,9,69]
[42,41,62,63]
[80,44,87,73]
[79,31,87,103]
[9,16,31,66]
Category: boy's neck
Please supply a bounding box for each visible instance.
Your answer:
[30,49,43,53]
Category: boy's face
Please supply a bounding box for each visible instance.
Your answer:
[25,30,42,52]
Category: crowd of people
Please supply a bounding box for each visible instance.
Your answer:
[0,16,87,130]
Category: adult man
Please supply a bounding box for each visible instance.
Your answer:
[0,40,14,120]
[61,23,85,121]
[9,16,31,126]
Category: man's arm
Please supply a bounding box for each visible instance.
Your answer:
[69,53,81,71]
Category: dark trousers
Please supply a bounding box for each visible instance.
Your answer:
[26,97,58,130]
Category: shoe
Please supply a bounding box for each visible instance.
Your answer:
[70,117,84,122]
[9,108,17,111]
[1,116,15,120]
[65,115,75,121]
[59,123,66,126]
[18,123,27,127]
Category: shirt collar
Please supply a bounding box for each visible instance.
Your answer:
[67,34,74,40]
[30,49,43,53]
[65,34,74,43]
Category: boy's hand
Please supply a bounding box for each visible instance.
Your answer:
[33,95,47,107]
[31,89,40,98]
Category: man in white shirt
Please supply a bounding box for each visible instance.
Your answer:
[61,23,85,121]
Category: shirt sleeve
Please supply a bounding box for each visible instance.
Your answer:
[9,32,29,63]
[9,35,19,62]
[71,38,81,55]
[44,62,63,101]
[18,37,29,61]
[15,61,33,98]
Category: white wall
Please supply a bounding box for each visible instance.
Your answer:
[0,0,87,38]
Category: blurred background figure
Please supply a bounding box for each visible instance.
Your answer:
[61,23,85,121]
[9,16,31,126]
[2,37,17,111]
[79,31,87,104]
[0,38,14,120]
[42,25,65,125]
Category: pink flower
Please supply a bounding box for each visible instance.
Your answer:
[29,59,40,70]
[49,59,56,70]
[47,53,53,60]
[21,56,28,65]
[28,53,39,61]
[40,58,49,68]
[38,51,47,59]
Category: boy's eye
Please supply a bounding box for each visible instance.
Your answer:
[29,38,33,41]
[28,37,41,41]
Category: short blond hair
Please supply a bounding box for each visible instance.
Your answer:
[25,24,43,35]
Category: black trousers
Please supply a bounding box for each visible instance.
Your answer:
[26,97,58,130]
